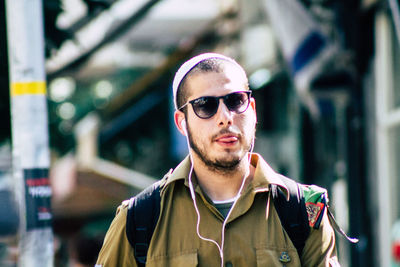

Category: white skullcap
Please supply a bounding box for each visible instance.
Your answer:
[172,52,242,110]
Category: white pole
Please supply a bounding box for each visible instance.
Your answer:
[5,0,54,266]
[374,12,393,267]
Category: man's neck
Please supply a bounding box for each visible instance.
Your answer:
[191,154,255,202]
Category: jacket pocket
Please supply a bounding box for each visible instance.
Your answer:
[146,250,198,267]
[256,248,300,267]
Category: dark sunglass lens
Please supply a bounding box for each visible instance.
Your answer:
[192,97,219,118]
[225,92,249,113]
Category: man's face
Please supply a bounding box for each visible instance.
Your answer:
[182,65,256,172]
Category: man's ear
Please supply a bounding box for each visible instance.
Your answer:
[250,97,257,125]
[174,110,187,136]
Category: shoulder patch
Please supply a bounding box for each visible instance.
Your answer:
[301,184,328,229]
[306,202,325,228]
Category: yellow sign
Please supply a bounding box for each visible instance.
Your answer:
[11,81,46,96]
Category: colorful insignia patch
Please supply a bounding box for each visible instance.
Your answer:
[306,202,325,228]
[279,251,291,263]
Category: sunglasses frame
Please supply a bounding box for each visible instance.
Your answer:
[179,90,252,119]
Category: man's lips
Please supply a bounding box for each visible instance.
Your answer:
[215,134,239,144]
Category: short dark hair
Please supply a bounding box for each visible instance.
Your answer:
[176,58,242,112]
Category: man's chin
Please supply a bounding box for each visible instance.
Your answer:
[208,153,245,171]
[208,159,240,173]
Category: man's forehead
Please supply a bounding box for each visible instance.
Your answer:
[185,69,248,97]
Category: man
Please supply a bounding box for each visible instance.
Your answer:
[96,53,340,266]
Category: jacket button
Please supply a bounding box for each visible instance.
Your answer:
[225,261,233,267]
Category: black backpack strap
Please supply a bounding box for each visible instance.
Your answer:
[271,175,310,257]
[126,181,161,267]
[327,208,359,243]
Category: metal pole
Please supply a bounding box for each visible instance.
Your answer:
[374,12,394,267]
[5,0,54,266]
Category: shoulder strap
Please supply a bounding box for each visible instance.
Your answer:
[126,181,161,267]
[271,175,310,257]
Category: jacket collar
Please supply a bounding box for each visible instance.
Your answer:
[164,153,289,199]
[250,153,289,200]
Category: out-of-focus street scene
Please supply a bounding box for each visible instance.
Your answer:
[0,0,399,266]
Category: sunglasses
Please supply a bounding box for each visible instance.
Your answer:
[179,91,252,119]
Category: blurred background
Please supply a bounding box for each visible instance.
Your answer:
[0,0,399,266]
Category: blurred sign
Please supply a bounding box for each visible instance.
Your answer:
[24,168,52,230]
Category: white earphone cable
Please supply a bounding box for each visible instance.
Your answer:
[184,119,256,267]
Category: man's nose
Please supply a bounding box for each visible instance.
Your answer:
[216,99,233,126]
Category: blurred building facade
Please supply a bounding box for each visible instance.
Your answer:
[0,0,400,266]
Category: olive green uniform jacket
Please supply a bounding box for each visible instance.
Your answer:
[96,153,339,267]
